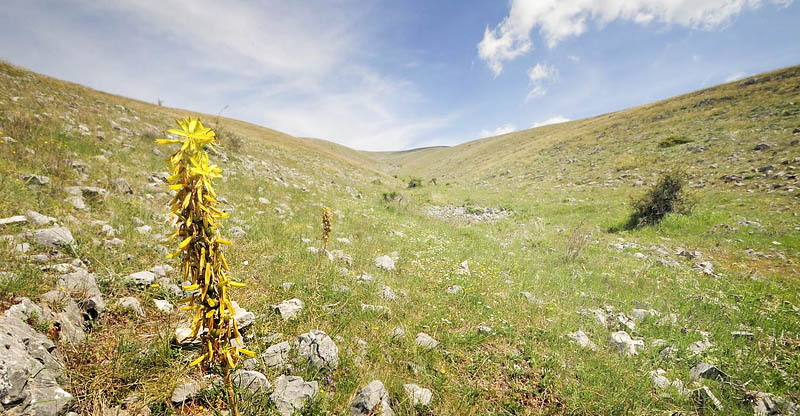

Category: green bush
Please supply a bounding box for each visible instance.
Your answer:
[658,135,692,148]
[407,178,423,188]
[625,170,693,228]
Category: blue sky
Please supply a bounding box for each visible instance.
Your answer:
[1,1,798,151]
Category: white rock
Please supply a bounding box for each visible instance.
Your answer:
[153,299,173,313]
[404,384,432,407]
[126,270,155,285]
[375,255,395,271]
[272,298,303,321]
[567,329,597,350]
[270,375,318,416]
[351,380,394,416]
[415,332,438,349]
[608,331,644,355]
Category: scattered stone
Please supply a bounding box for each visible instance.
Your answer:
[229,226,246,238]
[0,311,74,414]
[126,270,155,286]
[609,331,644,355]
[403,384,432,407]
[57,269,106,320]
[0,215,27,226]
[379,285,397,300]
[631,308,659,322]
[350,380,394,416]
[690,362,728,381]
[415,332,438,350]
[477,325,492,334]
[355,273,374,283]
[171,381,200,404]
[457,260,471,275]
[173,326,202,347]
[118,297,144,317]
[446,285,464,295]
[25,210,57,226]
[649,369,671,390]
[375,255,395,271]
[391,327,405,337]
[114,178,133,194]
[21,174,50,186]
[731,331,755,340]
[135,225,152,235]
[270,375,318,416]
[691,386,722,410]
[567,329,597,350]
[580,308,607,326]
[521,291,541,304]
[230,300,255,330]
[262,341,291,369]
[748,390,800,416]
[361,304,390,314]
[688,340,713,355]
[153,299,173,314]
[616,313,636,331]
[232,370,270,394]
[753,143,772,151]
[693,262,716,276]
[660,346,678,359]
[33,226,75,247]
[281,282,295,291]
[150,264,173,277]
[272,298,304,321]
[296,330,339,370]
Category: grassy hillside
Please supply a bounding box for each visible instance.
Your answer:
[380,65,800,193]
[1,61,798,416]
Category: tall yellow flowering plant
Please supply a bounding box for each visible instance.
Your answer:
[157,117,252,415]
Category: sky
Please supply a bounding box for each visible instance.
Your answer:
[1,1,799,151]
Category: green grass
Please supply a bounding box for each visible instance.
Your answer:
[0,60,798,415]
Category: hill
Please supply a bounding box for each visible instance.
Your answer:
[1,61,798,416]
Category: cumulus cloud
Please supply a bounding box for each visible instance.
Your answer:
[532,116,571,128]
[526,63,558,101]
[478,0,792,74]
[478,123,517,138]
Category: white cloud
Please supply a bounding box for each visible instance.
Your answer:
[478,0,792,74]
[724,71,747,82]
[532,116,571,128]
[478,123,517,138]
[0,1,453,151]
[526,63,558,101]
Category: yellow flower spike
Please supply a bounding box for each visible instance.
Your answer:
[157,117,247,416]
[189,354,206,367]
[179,236,193,249]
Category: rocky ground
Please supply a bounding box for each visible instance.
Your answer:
[1,62,799,415]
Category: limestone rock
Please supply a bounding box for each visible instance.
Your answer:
[403,383,432,407]
[272,298,303,321]
[375,255,395,271]
[232,370,270,394]
[296,330,339,370]
[33,227,74,248]
[415,332,438,350]
[262,341,291,370]
[171,381,200,404]
[118,297,144,317]
[608,331,644,355]
[126,271,155,286]
[350,380,394,416]
[567,329,597,350]
[270,375,318,416]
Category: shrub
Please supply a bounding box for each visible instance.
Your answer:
[407,178,422,188]
[658,135,692,148]
[157,117,253,415]
[625,170,692,228]
[383,191,402,204]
